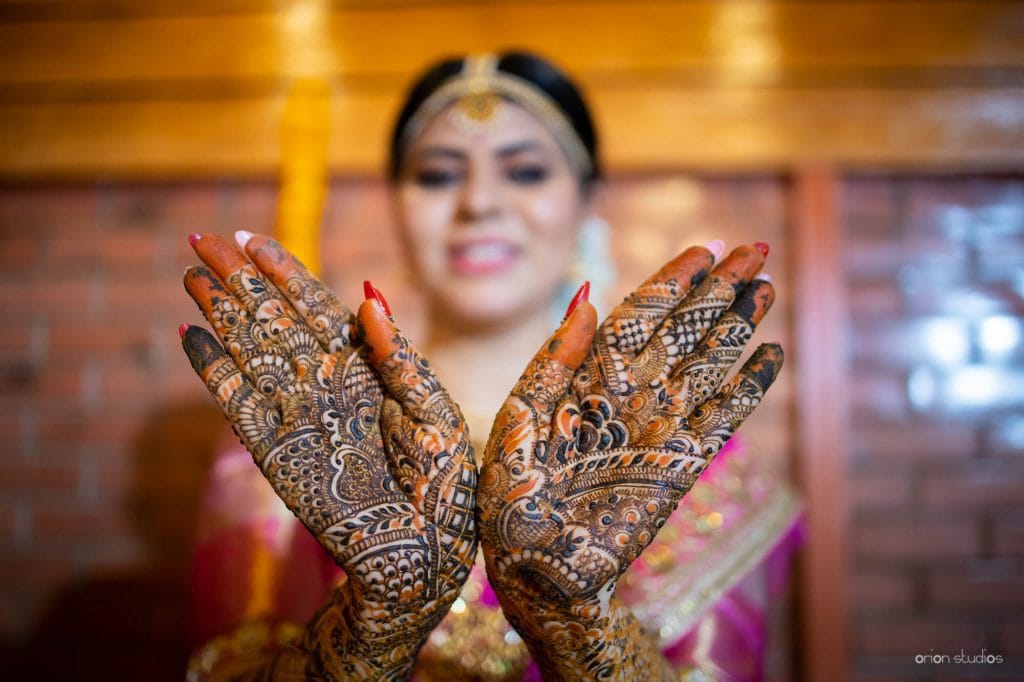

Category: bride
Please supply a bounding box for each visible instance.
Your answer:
[184,51,798,681]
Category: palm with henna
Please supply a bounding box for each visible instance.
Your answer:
[477,244,783,680]
[181,234,477,680]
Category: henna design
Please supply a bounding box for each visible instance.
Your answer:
[478,244,783,680]
[183,234,476,680]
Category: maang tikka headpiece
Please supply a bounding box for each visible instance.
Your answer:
[399,54,593,177]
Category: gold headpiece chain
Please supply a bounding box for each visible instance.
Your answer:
[399,54,593,177]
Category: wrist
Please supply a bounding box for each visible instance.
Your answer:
[289,581,436,681]
[490,581,670,681]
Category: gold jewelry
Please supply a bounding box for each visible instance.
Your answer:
[400,53,593,177]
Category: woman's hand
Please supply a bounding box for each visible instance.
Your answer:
[477,244,783,680]
[181,234,477,680]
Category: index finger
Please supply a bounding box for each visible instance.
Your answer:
[241,232,356,355]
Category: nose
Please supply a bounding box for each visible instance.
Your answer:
[457,166,501,221]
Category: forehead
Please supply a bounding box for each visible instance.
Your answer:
[406,99,565,157]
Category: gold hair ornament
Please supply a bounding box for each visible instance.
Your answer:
[400,54,593,177]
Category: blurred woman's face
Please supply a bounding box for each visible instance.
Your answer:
[395,100,588,328]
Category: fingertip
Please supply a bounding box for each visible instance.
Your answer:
[356,297,397,365]
[194,233,250,275]
[703,239,725,261]
[735,277,776,325]
[234,229,255,250]
[181,324,221,375]
[549,300,597,369]
[750,342,785,387]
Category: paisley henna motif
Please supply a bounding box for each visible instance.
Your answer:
[478,244,783,680]
[183,234,476,680]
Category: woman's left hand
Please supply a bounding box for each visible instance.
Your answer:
[182,234,477,680]
[477,243,783,680]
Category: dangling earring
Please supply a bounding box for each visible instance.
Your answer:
[553,214,616,325]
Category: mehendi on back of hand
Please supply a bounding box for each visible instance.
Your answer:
[182,234,476,680]
[478,244,783,680]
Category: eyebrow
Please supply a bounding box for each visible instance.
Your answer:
[495,140,549,159]
[411,139,551,163]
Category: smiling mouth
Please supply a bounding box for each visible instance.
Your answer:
[448,240,522,276]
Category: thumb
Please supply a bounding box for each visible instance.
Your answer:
[509,297,597,409]
[356,283,450,425]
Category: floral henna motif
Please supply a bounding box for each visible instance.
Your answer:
[478,245,783,680]
[183,234,476,680]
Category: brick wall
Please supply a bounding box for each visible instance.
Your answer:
[843,176,1024,681]
[0,175,794,678]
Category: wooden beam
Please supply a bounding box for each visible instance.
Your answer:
[2,87,1021,180]
[0,2,1021,89]
[791,167,850,682]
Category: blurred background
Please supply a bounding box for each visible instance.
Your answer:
[0,1,1021,680]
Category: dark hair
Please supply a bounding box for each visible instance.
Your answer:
[387,50,601,190]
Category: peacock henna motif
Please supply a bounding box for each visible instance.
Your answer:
[478,244,784,680]
[182,234,476,680]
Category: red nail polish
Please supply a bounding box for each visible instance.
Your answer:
[178,323,189,338]
[188,233,202,247]
[754,241,770,257]
[363,280,392,318]
[564,281,590,319]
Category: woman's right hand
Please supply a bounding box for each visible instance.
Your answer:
[182,234,477,680]
[477,244,783,680]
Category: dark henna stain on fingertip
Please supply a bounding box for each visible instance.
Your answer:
[729,284,761,321]
[182,326,222,373]
[547,337,564,354]
[749,359,781,389]
[690,267,709,286]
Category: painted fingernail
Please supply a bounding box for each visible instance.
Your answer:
[234,230,254,250]
[754,272,773,283]
[178,323,189,339]
[363,280,393,319]
[564,281,591,319]
[188,233,202,247]
[703,239,725,260]
[754,241,770,257]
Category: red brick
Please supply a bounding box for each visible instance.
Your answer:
[0,186,96,226]
[0,460,79,494]
[850,469,914,510]
[922,467,1024,508]
[1002,618,1024,656]
[0,235,42,270]
[855,519,979,560]
[929,568,1024,610]
[850,568,916,611]
[48,320,152,356]
[850,371,911,424]
[98,231,160,269]
[851,423,977,462]
[993,513,1024,557]
[32,509,129,539]
[855,615,987,657]
[848,282,905,319]
[0,555,80,591]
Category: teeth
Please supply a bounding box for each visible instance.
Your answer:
[457,242,513,264]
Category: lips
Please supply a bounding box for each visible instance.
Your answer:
[448,239,522,276]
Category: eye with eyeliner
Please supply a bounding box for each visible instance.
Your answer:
[505,163,549,185]
[414,166,464,188]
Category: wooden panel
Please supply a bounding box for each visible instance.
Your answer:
[0,2,1021,89]
[1,1,1022,178]
[2,87,1021,179]
[792,168,850,682]
[597,87,1024,170]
